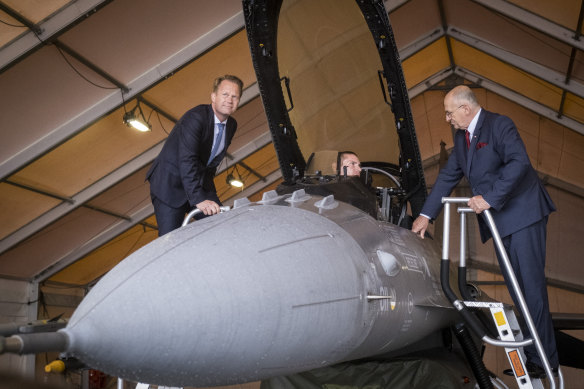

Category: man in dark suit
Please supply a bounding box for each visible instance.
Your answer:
[147,75,243,236]
[412,85,558,377]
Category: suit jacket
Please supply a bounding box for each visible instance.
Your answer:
[146,104,237,208]
[421,109,555,242]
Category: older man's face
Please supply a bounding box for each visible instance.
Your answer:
[444,95,470,130]
[341,154,361,176]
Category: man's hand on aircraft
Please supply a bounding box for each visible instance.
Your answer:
[468,195,490,214]
[197,200,221,216]
[412,215,430,239]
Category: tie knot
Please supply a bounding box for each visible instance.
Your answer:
[217,123,225,130]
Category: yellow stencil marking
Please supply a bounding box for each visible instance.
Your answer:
[494,311,506,326]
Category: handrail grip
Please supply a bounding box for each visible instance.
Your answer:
[182,206,231,227]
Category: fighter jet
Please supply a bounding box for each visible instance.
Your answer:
[1,1,582,388]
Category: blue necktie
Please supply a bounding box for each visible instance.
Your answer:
[208,123,225,165]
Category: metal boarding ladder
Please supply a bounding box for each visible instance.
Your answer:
[440,197,564,389]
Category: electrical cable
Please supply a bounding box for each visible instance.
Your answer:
[156,111,171,135]
[53,44,120,90]
[0,18,25,27]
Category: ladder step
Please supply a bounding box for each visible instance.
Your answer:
[463,301,504,309]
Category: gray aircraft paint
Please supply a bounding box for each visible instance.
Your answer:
[55,193,459,387]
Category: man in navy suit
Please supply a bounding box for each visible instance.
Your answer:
[412,85,558,377]
[147,75,243,236]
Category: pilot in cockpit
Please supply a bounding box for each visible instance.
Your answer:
[307,150,362,178]
[336,151,362,177]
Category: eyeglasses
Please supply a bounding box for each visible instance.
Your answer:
[445,105,464,118]
[344,161,361,168]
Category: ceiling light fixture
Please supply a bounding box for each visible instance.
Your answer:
[226,165,244,188]
[123,100,152,132]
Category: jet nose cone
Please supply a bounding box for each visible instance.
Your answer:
[65,204,371,387]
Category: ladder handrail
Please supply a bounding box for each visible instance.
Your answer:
[440,197,562,389]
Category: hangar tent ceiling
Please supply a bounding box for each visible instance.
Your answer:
[1,0,584,294]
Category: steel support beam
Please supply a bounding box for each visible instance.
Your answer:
[33,204,155,283]
[399,27,444,61]
[455,67,584,136]
[0,0,112,72]
[405,65,584,138]
[472,0,584,51]
[408,68,454,99]
[448,26,584,99]
[0,11,245,180]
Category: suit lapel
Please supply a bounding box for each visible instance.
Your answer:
[225,119,236,146]
[466,110,485,176]
[205,104,215,146]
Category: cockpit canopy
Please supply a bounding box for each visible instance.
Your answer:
[243,0,427,219]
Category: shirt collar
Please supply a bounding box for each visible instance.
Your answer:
[467,108,481,137]
[214,114,227,126]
